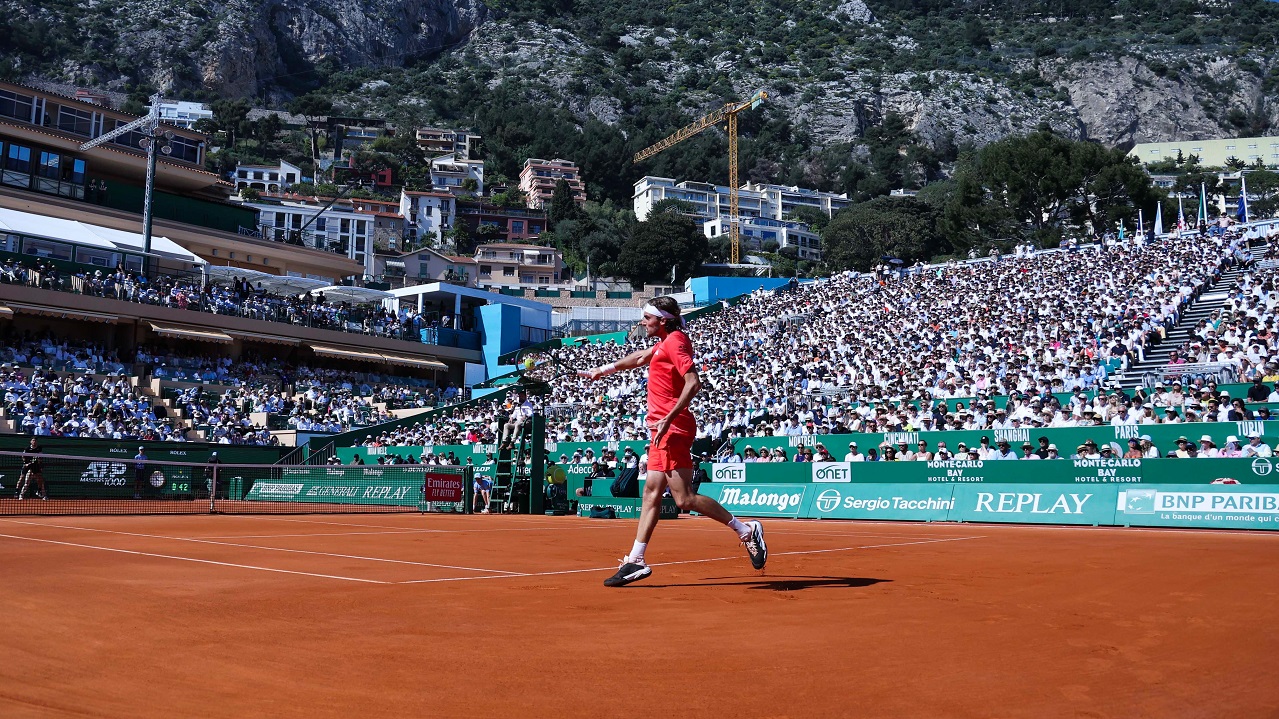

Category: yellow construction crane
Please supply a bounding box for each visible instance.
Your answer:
[633,90,767,265]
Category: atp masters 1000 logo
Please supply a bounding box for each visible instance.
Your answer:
[79,461,128,486]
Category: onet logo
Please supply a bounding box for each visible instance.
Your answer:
[1251,458,1273,476]
[815,489,842,513]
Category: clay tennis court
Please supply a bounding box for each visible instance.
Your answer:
[1,513,1276,718]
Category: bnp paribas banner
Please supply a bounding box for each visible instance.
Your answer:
[1115,485,1279,530]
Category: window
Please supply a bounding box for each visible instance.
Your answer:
[1226,145,1236,151]
[76,247,120,267]
[340,218,350,233]
[479,265,492,277]
[5,143,31,173]
[56,106,95,136]
[1249,144,1258,149]
[419,261,431,277]
[520,274,533,283]
[537,276,550,284]
[315,218,326,232]
[2,233,19,253]
[22,237,74,261]
[36,151,60,179]
[511,220,524,233]
[0,89,34,122]
[165,135,201,163]
[503,267,515,276]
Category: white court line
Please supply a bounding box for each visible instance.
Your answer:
[394,535,984,585]
[0,519,525,576]
[0,532,387,584]
[193,524,618,540]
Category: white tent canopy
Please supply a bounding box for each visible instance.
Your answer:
[312,285,395,305]
[0,206,203,265]
[201,265,274,286]
[257,274,330,295]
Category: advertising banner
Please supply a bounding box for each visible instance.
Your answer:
[699,483,811,518]
[810,462,852,482]
[1115,485,1279,530]
[949,484,1119,525]
[423,471,464,502]
[804,483,956,521]
[243,467,430,506]
[576,497,679,520]
[709,463,747,482]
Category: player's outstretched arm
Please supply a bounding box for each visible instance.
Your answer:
[579,346,656,380]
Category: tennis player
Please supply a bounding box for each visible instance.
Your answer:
[580,296,766,587]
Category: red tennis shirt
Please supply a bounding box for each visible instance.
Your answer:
[647,329,697,437]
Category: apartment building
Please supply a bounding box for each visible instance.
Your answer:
[473,242,565,289]
[703,217,823,261]
[455,200,545,244]
[415,127,480,160]
[234,160,302,193]
[430,153,485,196]
[633,176,849,222]
[399,190,457,248]
[519,157,586,209]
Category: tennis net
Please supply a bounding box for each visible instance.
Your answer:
[0,450,472,516]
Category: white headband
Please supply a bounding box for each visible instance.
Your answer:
[643,303,677,320]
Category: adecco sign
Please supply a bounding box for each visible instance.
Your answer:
[811,462,852,483]
[710,463,747,482]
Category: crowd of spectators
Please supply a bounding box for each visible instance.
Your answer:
[0,259,465,344]
[1,367,189,441]
[354,227,1279,454]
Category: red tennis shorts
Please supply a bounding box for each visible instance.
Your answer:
[648,431,694,472]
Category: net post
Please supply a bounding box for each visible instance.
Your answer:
[208,463,217,514]
[463,466,474,515]
[529,411,546,515]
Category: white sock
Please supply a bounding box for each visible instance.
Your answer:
[727,517,751,539]
[628,541,647,564]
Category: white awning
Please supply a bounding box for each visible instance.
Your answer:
[255,274,330,295]
[148,322,234,344]
[384,260,406,269]
[310,344,387,363]
[7,303,117,323]
[381,353,448,371]
[228,330,300,346]
[0,206,204,265]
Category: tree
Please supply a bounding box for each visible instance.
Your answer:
[822,196,948,272]
[210,99,251,148]
[1246,170,1279,218]
[289,93,333,160]
[614,212,707,285]
[548,178,580,230]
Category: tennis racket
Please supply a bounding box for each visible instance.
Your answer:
[515,350,587,385]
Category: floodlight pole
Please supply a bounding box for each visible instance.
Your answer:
[79,93,171,262]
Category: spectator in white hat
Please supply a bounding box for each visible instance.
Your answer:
[1241,433,1273,458]
[844,441,864,462]
[1220,435,1244,458]
[1197,435,1219,458]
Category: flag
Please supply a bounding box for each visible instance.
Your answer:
[1138,209,1144,235]
[1177,195,1186,230]
[1199,182,1209,226]
[1153,203,1164,236]
[1237,175,1249,223]
[1118,220,1125,240]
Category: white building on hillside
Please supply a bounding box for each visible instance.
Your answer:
[703,217,823,261]
[430,153,485,196]
[234,161,303,193]
[399,190,458,248]
[153,100,213,130]
[240,194,378,277]
[633,176,848,222]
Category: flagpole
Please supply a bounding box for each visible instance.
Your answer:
[1242,174,1250,224]
[1200,182,1208,226]
[1138,208,1144,235]
[1178,195,1186,230]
